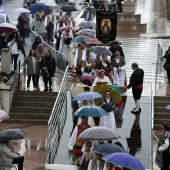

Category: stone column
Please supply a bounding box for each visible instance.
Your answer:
[1,48,12,72]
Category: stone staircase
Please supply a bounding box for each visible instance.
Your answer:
[154,96,170,130]
[4,91,58,125]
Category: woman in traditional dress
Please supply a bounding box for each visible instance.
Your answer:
[155,121,170,170]
[95,55,113,81]
[81,57,95,86]
[111,51,125,87]
[34,7,46,34]
[99,91,117,132]
[92,69,110,86]
[75,141,93,170]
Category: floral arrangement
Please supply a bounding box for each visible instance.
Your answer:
[0,71,15,84]
[73,149,83,160]
[116,100,122,107]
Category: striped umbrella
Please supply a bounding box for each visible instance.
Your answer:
[78,29,96,35]
[73,92,102,101]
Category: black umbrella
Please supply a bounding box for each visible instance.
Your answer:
[58,5,79,11]
[0,128,28,141]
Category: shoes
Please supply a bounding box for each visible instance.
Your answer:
[51,39,54,42]
[34,87,37,90]
[44,88,48,91]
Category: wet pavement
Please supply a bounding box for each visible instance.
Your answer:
[1,0,170,169]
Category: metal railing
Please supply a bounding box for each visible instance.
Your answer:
[155,43,165,94]
[46,66,68,164]
[30,31,66,73]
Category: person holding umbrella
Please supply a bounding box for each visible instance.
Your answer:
[34,7,46,34]
[0,140,24,170]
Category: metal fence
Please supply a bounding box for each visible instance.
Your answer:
[46,66,68,164]
[30,31,66,73]
[155,43,166,93]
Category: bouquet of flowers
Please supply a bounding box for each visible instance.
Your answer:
[73,149,83,161]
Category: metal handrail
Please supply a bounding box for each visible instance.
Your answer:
[155,43,165,94]
[46,66,68,164]
[150,69,155,169]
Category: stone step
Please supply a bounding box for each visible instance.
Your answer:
[154,124,162,131]
[118,23,147,32]
[154,118,170,125]
[154,107,170,112]
[154,101,170,107]
[13,95,56,102]
[12,101,54,107]
[3,118,48,125]
[10,107,52,113]
[154,112,170,119]
[9,112,51,119]
[15,90,58,96]
[154,96,170,101]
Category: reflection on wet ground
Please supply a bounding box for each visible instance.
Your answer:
[114,96,151,169]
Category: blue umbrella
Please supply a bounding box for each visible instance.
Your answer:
[29,3,48,14]
[74,106,109,117]
[103,153,145,170]
[78,29,96,35]
[73,92,102,101]
[92,143,125,154]
[72,35,90,42]
[165,104,170,110]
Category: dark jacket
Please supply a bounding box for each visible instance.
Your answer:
[99,98,115,113]
[40,55,56,77]
[163,50,170,70]
[127,68,144,89]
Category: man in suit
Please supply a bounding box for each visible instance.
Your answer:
[73,42,89,76]
[126,63,144,114]
[46,9,55,43]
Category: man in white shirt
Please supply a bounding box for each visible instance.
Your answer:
[46,9,55,43]
[73,42,89,76]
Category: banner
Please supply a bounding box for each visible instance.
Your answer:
[96,10,117,45]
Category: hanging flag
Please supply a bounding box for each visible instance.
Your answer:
[96,10,117,45]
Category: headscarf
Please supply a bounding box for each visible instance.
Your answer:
[35,44,45,58]
[97,69,105,75]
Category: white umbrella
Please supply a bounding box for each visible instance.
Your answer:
[0,109,9,122]
[38,0,57,7]
[78,126,120,140]
[14,8,30,13]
